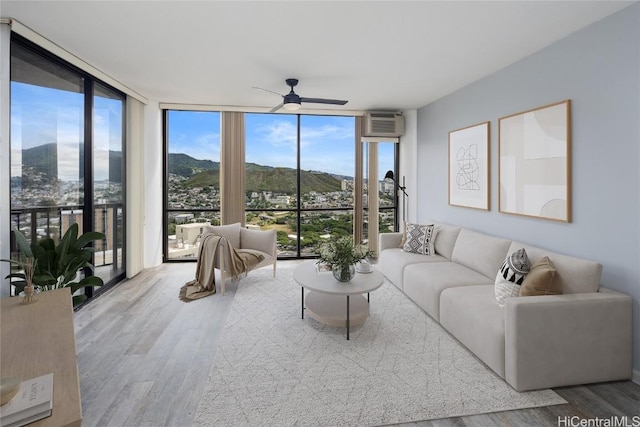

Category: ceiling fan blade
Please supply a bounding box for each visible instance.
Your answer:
[253,86,285,97]
[269,102,284,113]
[300,97,348,106]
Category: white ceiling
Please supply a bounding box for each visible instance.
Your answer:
[0,1,634,112]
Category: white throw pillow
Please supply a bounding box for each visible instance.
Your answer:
[402,223,437,255]
[494,248,530,307]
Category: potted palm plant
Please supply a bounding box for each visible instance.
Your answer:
[317,235,372,282]
[3,223,105,306]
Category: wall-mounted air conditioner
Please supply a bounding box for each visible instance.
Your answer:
[364,112,405,137]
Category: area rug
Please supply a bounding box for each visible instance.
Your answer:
[192,262,566,427]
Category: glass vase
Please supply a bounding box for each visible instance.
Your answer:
[19,284,41,304]
[332,264,356,282]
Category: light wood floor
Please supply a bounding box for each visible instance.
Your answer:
[74,262,639,427]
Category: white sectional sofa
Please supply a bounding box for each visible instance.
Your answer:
[377,221,632,391]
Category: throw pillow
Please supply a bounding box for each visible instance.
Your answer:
[494,248,530,307]
[520,256,562,296]
[402,223,436,255]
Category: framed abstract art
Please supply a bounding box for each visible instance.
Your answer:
[499,100,571,222]
[448,121,490,210]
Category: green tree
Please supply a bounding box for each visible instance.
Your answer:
[277,231,290,246]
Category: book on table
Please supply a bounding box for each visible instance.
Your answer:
[0,373,53,427]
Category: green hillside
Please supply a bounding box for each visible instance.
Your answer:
[246,168,341,193]
[168,153,220,177]
[183,166,342,193]
[21,143,122,183]
[170,153,343,193]
[20,150,343,193]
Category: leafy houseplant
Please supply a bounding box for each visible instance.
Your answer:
[3,224,105,306]
[317,236,372,282]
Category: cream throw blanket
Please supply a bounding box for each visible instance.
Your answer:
[179,232,264,302]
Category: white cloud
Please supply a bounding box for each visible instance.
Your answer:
[258,120,298,152]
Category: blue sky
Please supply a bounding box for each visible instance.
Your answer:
[168,111,395,179]
[11,79,394,182]
[11,82,122,181]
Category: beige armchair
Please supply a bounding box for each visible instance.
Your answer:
[204,223,277,294]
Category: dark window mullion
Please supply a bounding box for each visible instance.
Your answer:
[82,79,95,298]
[394,142,401,232]
[162,110,169,262]
[296,114,302,258]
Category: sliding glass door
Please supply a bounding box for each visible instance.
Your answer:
[93,83,125,283]
[9,35,126,301]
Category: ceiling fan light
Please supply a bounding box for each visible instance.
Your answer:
[283,101,301,111]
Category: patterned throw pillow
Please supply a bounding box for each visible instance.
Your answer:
[402,223,437,255]
[494,248,530,307]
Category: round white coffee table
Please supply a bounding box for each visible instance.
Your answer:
[293,260,384,340]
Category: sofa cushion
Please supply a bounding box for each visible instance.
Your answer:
[377,248,448,291]
[519,256,562,296]
[494,248,531,307]
[431,222,462,260]
[451,229,512,279]
[379,232,403,252]
[236,248,271,270]
[440,285,506,378]
[403,262,493,321]
[205,223,241,249]
[403,223,436,255]
[507,242,602,294]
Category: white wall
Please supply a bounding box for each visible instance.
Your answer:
[143,102,163,268]
[400,109,418,223]
[415,4,640,376]
[125,97,145,277]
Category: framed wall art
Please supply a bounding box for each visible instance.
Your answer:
[499,100,571,222]
[448,121,490,210]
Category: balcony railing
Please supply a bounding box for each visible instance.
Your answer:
[10,203,124,270]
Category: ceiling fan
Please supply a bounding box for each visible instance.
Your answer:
[254,78,348,113]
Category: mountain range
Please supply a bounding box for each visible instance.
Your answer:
[18,143,122,183]
[16,144,345,194]
[169,153,344,194]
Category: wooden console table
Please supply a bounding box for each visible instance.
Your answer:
[1,288,82,427]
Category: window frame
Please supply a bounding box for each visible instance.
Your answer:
[9,34,127,306]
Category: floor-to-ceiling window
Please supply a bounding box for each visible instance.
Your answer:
[361,140,399,249]
[93,83,125,283]
[299,114,356,254]
[162,111,398,261]
[164,110,221,260]
[245,113,356,257]
[9,35,126,300]
[244,113,298,256]
[377,141,398,233]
